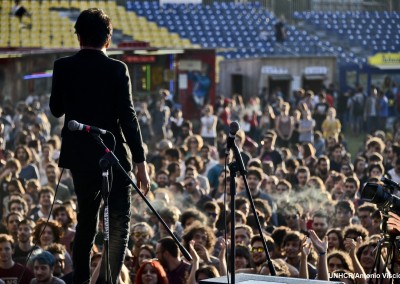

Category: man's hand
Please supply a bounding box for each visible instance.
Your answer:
[136,161,150,195]
[388,211,400,232]
[309,229,328,255]
[301,237,312,256]
[194,243,211,263]
[189,240,200,264]
[344,237,361,255]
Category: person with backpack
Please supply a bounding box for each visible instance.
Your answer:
[351,87,365,135]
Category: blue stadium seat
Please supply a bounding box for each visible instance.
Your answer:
[124,2,399,58]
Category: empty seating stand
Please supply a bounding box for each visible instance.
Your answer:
[294,10,400,64]
[125,0,336,59]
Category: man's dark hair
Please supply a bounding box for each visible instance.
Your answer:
[271,226,291,248]
[8,195,28,214]
[345,176,360,190]
[371,210,381,220]
[285,158,299,171]
[0,234,14,248]
[251,234,275,251]
[52,205,76,227]
[156,169,169,177]
[276,179,292,192]
[343,225,369,242]
[185,157,203,173]
[45,162,58,171]
[200,144,210,152]
[27,139,40,151]
[296,166,310,176]
[335,200,355,215]
[313,210,329,222]
[195,266,219,282]
[6,211,23,224]
[247,167,263,181]
[331,143,343,153]
[32,251,56,268]
[225,210,246,226]
[180,208,207,228]
[254,199,272,220]
[282,231,303,247]
[358,203,377,214]
[204,200,220,213]
[185,164,198,174]
[367,163,384,175]
[74,8,113,48]
[38,186,55,200]
[158,237,179,258]
[18,218,35,230]
[159,207,180,224]
[167,162,180,175]
[46,243,67,256]
[233,196,250,211]
[317,155,330,165]
[248,158,262,169]
[235,224,254,240]
[165,148,181,160]
[182,120,192,129]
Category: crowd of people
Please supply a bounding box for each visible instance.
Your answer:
[1,74,400,284]
[3,1,400,283]
[0,1,400,284]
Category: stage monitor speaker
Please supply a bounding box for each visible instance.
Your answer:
[200,273,341,284]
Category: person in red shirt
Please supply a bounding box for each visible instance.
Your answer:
[218,98,231,129]
[0,233,34,284]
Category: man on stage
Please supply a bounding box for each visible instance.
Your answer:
[50,8,150,283]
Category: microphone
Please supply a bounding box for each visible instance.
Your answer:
[226,121,240,155]
[68,120,107,135]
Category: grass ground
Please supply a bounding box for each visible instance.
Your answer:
[343,127,367,160]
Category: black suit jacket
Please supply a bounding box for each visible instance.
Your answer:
[50,49,145,171]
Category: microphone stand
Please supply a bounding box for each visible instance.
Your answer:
[99,157,112,284]
[227,161,238,284]
[90,133,192,279]
[227,141,276,282]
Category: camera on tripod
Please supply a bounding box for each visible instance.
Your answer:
[361,177,400,235]
[360,177,400,282]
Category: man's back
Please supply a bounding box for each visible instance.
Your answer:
[166,261,190,284]
[49,9,150,284]
[50,49,144,171]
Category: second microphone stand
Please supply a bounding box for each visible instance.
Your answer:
[227,141,276,284]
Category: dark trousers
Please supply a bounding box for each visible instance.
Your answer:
[71,168,131,284]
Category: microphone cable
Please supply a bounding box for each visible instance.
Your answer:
[223,154,230,284]
[101,131,116,284]
[102,131,116,196]
[18,167,65,284]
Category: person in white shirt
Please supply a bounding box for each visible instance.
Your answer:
[200,104,218,147]
[388,158,400,184]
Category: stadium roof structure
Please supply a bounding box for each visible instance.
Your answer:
[0,46,216,58]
